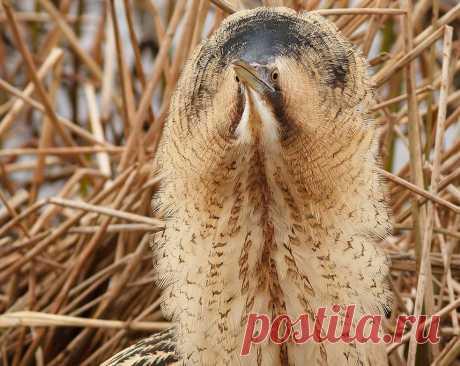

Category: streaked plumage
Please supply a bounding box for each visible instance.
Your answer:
[103,6,392,366]
[102,329,178,366]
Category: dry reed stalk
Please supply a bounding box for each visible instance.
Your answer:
[407,25,453,365]
[0,311,169,332]
[2,2,86,168]
[0,48,63,137]
[37,0,103,81]
[0,76,110,145]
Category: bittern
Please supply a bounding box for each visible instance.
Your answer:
[103,6,391,366]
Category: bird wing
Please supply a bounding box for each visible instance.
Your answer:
[100,328,179,366]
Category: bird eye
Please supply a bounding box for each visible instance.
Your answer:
[271,70,279,81]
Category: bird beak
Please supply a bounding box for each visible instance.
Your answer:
[232,60,275,94]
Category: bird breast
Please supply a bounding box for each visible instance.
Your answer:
[156,115,389,365]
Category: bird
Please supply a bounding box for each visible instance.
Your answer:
[102,6,392,366]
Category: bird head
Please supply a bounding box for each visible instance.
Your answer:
[162,7,376,196]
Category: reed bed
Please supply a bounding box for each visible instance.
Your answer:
[0,0,459,365]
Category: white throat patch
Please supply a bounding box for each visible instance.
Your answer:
[235,89,280,147]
